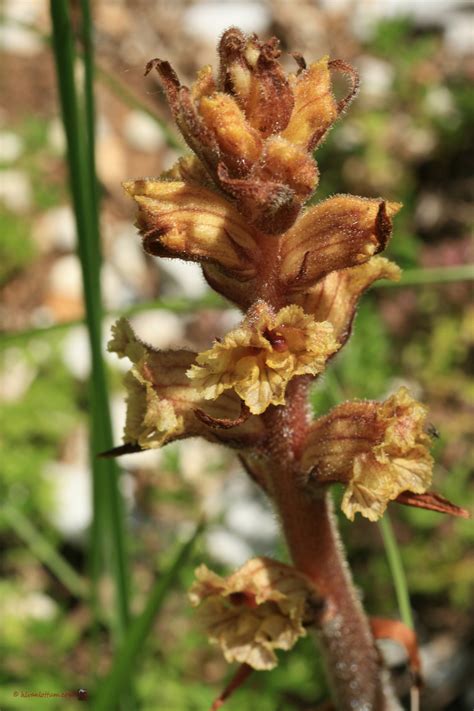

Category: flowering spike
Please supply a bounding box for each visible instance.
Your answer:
[113,28,465,707]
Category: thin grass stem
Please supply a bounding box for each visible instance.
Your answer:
[379,513,414,630]
[49,0,131,650]
[2,503,88,600]
[93,521,204,711]
[378,264,474,287]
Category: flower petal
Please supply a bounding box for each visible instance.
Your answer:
[123,179,260,278]
[187,304,338,415]
[294,257,401,345]
[342,447,432,522]
[302,388,434,521]
[198,93,263,174]
[108,318,264,450]
[282,57,338,150]
[280,196,401,291]
[189,557,313,671]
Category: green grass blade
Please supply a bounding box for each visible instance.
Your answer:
[93,521,204,711]
[379,513,414,629]
[377,263,474,287]
[49,0,131,645]
[2,503,88,600]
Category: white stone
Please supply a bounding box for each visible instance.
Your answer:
[0,591,57,622]
[357,56,394,102]
[102,263,134,310]
[45,460,92,539]
[0,348,37,403]
[183,1,270,41]
[108,222,147,290]
[158,258,208,298]
[444,12,474,55]
[0,131,24,163]
[424,86,456,118]
[179,438,225,482]
[415,193,443,230]
[61,325,90,380]
[47,117,66,155]
[377,638,409,668]
[48,254,83,300]
[0,0,44,57]
[0,169,32,213]
[123,110,166,153]
[205,526,253,568]
[220,308,244,332]
[128,309,185,350]
[226,499,278,543]
[33,205,76,253]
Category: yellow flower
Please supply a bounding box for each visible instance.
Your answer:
[189,557,313,670]
[186,303,338,415]
[301,388,433,521]
[108,318,264,450]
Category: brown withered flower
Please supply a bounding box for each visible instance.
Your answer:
[301,387,434,521]
[189,557,315,670]
[110,28,468,710]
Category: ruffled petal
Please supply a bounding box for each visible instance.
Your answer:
[189,557,313,670]
[108,318,264,450]
[187,304,338,415]
[301,388,434,521]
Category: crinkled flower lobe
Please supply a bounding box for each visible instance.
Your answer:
[186,303,339,415]
[108,318,264,450]
[189,557,314,670]
[301,387,434,521]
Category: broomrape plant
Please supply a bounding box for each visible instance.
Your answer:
[108,29,468,710]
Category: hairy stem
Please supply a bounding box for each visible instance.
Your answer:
[261,380,400,710]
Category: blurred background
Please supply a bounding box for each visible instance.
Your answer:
[0,1,473,709]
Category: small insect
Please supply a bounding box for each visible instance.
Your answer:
[427,423,440,439]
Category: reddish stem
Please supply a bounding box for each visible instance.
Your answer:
[260,378,400,710]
